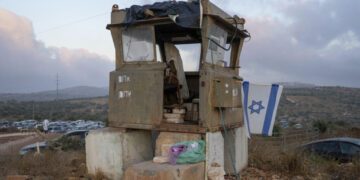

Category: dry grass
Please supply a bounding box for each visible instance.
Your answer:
[248,143,309,177]
[248,127,360,179]
[0,150,86,179]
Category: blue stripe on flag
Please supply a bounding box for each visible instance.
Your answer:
[262,84,279,135]
[242,81,251,138]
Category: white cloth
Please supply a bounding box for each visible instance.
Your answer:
[43,119,49,131]
[241,81,283,138]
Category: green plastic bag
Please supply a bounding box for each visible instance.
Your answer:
[171,140,206,164]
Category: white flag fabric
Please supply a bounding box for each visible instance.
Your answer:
[241,81,283,138]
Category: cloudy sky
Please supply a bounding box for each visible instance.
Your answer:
[0,0,359,93]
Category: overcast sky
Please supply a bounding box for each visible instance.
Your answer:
[0,0,359,93]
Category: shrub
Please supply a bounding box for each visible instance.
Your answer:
[272,123,282,137]
[313,120,328,133]
[334,120,347,126]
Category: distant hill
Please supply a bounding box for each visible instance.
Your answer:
[0,86,108,102]
[1,85,359,127]
[277,82,317,88]
[0,97,108,121]
[277,86,360,127]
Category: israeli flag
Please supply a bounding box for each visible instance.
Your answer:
[241,81,283,138]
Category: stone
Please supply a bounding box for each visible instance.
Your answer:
[223,126,248,175]
[153,156,169,163]
[6,175,32,180]
[123,161,204,180]
[78,163,87,176]
[155,132,201,156]
[86,128,153,180]
[207,166,225,180]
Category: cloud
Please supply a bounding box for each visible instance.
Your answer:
[0,8,113,93]
[1,0,360,94]
[237,0,360,87]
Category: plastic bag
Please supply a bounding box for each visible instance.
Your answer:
[169,140,206,165]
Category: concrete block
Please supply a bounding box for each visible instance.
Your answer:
[155,132,201,156]
[86,128,153,180]
[206,131,224,170]
[123,161,205,180]
[223,126,248,175]
[153,156,169,163]
[161,144,172,156]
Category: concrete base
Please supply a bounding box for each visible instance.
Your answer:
[123,161,205,180]
[86,128,153,180]
[206,131,224,169]
[223,126,248,175]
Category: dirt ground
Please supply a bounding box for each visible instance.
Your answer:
[0,132,86,179]
[1,128,360,179]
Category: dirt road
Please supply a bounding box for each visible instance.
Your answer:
[0,132,60,155]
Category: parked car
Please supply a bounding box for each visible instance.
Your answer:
[293,123,303,129]
[0,120,10,129]
[49,126,66,133]
[19,130,89,155]
[19,142,47,155]
[298,137,360,162]
[279,120,289,129]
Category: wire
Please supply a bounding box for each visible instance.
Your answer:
[36,12,109,35]
[207,17,238,51]
[207,25,240,180]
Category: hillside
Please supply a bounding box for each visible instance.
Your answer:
[277,82,316,89]
[0,86,108,102]
[0,86,359,126]
[0,97,108,121]
[277,86,360,127]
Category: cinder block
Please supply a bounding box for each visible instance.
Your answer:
[86,128,153,180]
[155,132,201,156]
[6,175,31,180]
[223,126,248,175]
[123,161,205,180]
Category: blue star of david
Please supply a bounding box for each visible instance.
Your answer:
[248,100,265,114]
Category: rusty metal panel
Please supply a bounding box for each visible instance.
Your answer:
[211,77,242,108]
[199,65,244,131]
[109,63,166,129]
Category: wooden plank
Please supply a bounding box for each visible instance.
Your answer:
[154,123,207,134]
